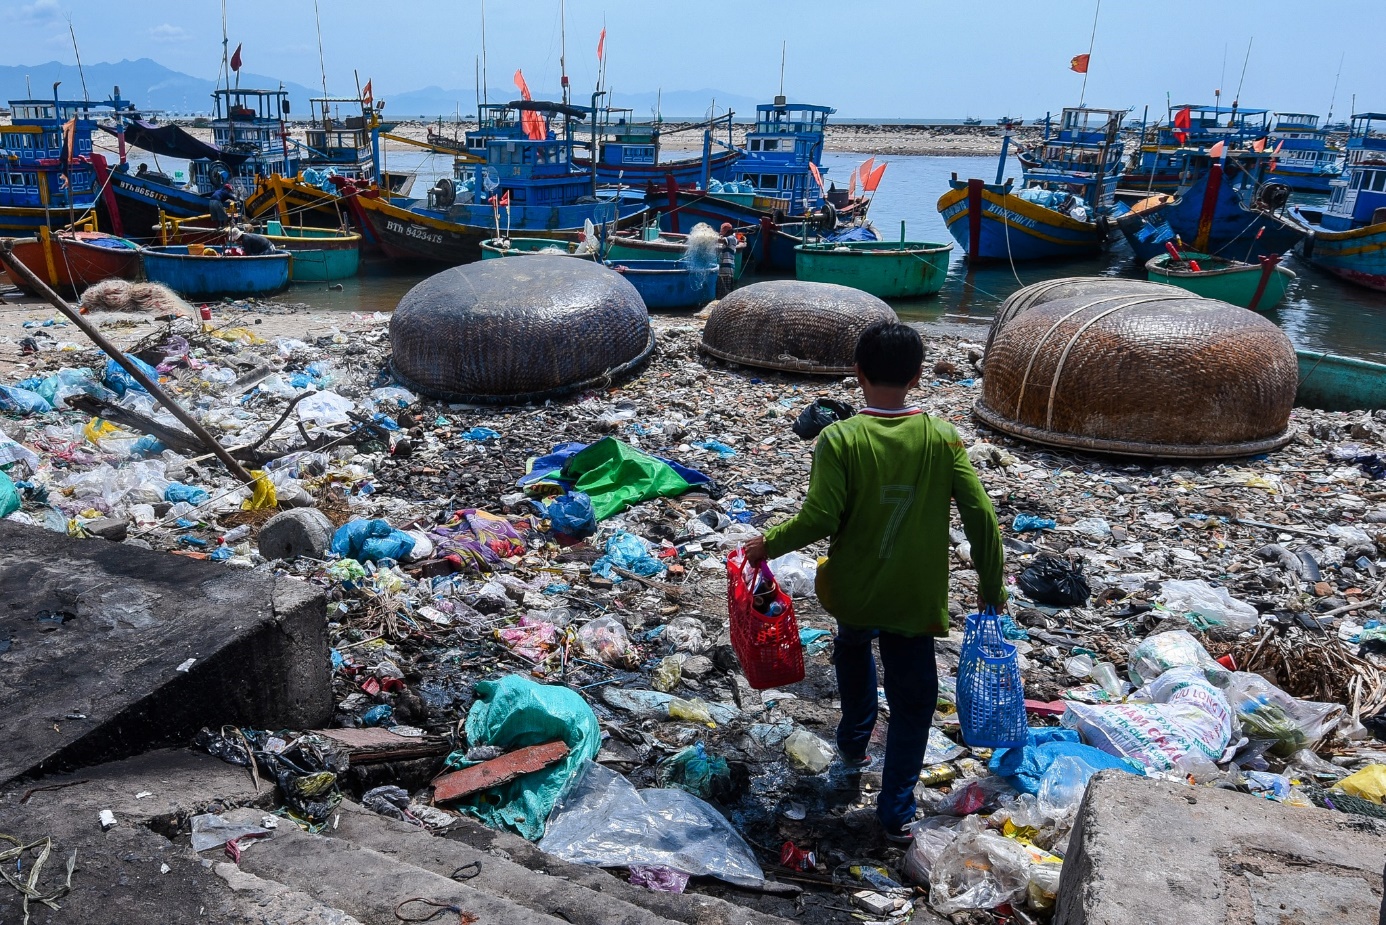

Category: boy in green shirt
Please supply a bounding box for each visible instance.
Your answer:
[745,321,1006,842]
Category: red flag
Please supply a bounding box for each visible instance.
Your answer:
[58,116,76,180]
[362,80,373,107]
[1208,140,1226,159]
[854,156,876,190]
[1269,139,1284,170]
[1069,53,1090,74]
[499,191,510,207]
[230,43,243,73]
[1172,106,1192,145]
[848,169,857,200]
[864,162,888,192]
[1251,136,1266,152]
[514,69,532,101]
[807,162,826,197]
[597,28,606,61]
[513,69,546,140]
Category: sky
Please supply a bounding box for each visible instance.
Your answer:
[3,0,1381,119]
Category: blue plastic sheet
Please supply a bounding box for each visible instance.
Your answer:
[331,518,416,564]
[545,491,596,539]
[442,675,602,841]
[461,427,501,442]
[592,532,666,582]
[165,483,210,506]
[988,727,1142,794]
[0,385,52,415]
[1013,513,1057,532]
[0,471,19,518]
[103,354,161,397]
[692,439,737,459]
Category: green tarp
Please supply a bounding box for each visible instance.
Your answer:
[564,438,696,521]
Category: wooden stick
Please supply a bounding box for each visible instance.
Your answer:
[0,238,257,486]
[1229,517,1323,538]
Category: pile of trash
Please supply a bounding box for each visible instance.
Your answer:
[4,300,1386,922]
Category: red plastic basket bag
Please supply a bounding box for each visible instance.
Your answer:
[727,548,805,689]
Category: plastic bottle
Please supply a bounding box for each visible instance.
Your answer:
[221,524,251,545]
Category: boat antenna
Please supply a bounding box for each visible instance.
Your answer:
[1325,51,1345,123]
[560,0,568,107]
[313,0,330,122]
[66,17,89,101]
[475,56,480,118]
[1233,36,1252,108]
[480,0,489,106]
[1077,0,1101,109]
[779,42,786,98]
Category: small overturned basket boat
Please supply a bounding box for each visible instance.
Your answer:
[977,278,1298,458]
[700,280,898,375]
[389,256,654,404]
[1145,250,1295,311]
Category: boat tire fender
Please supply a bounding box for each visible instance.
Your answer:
[210,161,232,188]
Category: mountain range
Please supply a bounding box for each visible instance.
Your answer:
[0,59,769,120]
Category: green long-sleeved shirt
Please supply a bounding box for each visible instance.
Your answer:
[762,410,1006,637]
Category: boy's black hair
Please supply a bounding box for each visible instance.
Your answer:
[854,321,924,387]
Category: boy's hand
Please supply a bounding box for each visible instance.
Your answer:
[744,536,768,566]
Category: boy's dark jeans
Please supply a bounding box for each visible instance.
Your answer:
[833,625,938,830]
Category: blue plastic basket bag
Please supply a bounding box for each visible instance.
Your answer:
[956,607,1028,748]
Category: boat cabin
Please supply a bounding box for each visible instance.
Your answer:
[301,96,382,180]
[0,96,117,210]
[464,103,528,155]
[1269,111,1342,177]
[191,88,298,197]
[1322,113,1386,230]
[1024,107,1127,209]
[735,98,833,210]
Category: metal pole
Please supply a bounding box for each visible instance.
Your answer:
[0,238,259,487]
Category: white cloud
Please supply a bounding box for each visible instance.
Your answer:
[150,23,190,43]
[10,0,62,23]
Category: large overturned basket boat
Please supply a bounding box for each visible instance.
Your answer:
[700,280,897,375]
[389,256,654,404]
[977,278,1298,458]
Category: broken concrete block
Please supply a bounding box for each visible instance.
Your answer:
[431,741,570,804]
[257,508,334,561]
[85,517,129,542]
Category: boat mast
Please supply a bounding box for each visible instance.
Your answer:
[560,0,569,107]
[1077,0,1100,109]
[313,0,330,126]
[480,0,489,107]
[67,18,90,101]
[1325,52,1345,125]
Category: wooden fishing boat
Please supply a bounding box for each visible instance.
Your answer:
[1296,350,1386,411]
[1144,250,1295,310]
[1,96,126,236]
[795,236,953,299]
[605,258,717,310]
[1293,112,1386,292]
[153,217,361,281]
[2,229,142,295]
[141,245,290,298]
[479,236,601,259]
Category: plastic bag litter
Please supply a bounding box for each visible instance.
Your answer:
[1063,667,1233,776]
[369,386,417,409]
[331,519,416,564]
[1284,748,1349,784]
[0,432,40,475]
[628,866,690,893]
[164,482,209,507]
[938,776,1019,816]
[362,785,413,822]
[102,354,160,396]
[928,816,1031,914]
[768,551,818,597]
[441,675,601,841]
[1224,671,1343,757]
[1332,764,1386,804]
[545,491,597,539]
[663,615,710,653]
[592,531,666,582]
[1035,754,1106,820]
[576,615,639,667]
[656,742,730,799]
[1017,554,1091,607]
[0,384,52,415]
[296,390,355,428]
[903,816,964,885]
[1158,579,1261,633]
[496,617,561,663]
[189,813,270,852]
[988,728,1141,795]
[1127,630,1230,686]
[539,760,764,887]
[1013,513,1056,532]
[791,398,855,440]
[0,471,20,519]
[784,728,834,774]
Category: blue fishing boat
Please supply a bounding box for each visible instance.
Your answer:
[98,87,299,239]
[1115,148,1306,263]
[346,99,647,265]
[936,107,1127,261]
[1268,112,1343,193]
[141,245,291,298]
[1293,112,1386,292]
[574,108,742,188]
[606,258,717,309]
[654,98,868,246]
[1122,103,1271,194]
[0,92,131,236]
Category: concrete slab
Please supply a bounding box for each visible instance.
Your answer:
[0,521,331,784]
[1055,772,1386,925]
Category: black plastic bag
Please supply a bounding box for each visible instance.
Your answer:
[1017,554,1091,607]
[792,399,856,440]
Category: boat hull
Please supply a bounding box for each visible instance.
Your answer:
[141,246,291,298]
[1268,167,1338,194]
[1296,350,1386,411]
[1299,222,1386,292]
[604,258,717,309]
[795,241,952,299]
[1161,166,1306,261]
[2,231,143,295]
[99,166,212,240]
[1145,253,1295,310]
[479,237,600,260]
[152,224,361,281]
[937,179,1105,261]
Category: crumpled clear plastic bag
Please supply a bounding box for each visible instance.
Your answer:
[1127,629,1230,686]
[903,816,964,885]
[928,816,1031,914]
[1158,579,1260,633]
[296,390,355,428]
[576,615,638,667]
[768,552,817,598]
[1223,671,1342,757]
[539,760,764,887]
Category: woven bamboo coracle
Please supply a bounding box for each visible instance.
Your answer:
[389,257,654,404]
[700,280,898,375]
[977,290,1298,458]
[987,277,1181,354]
